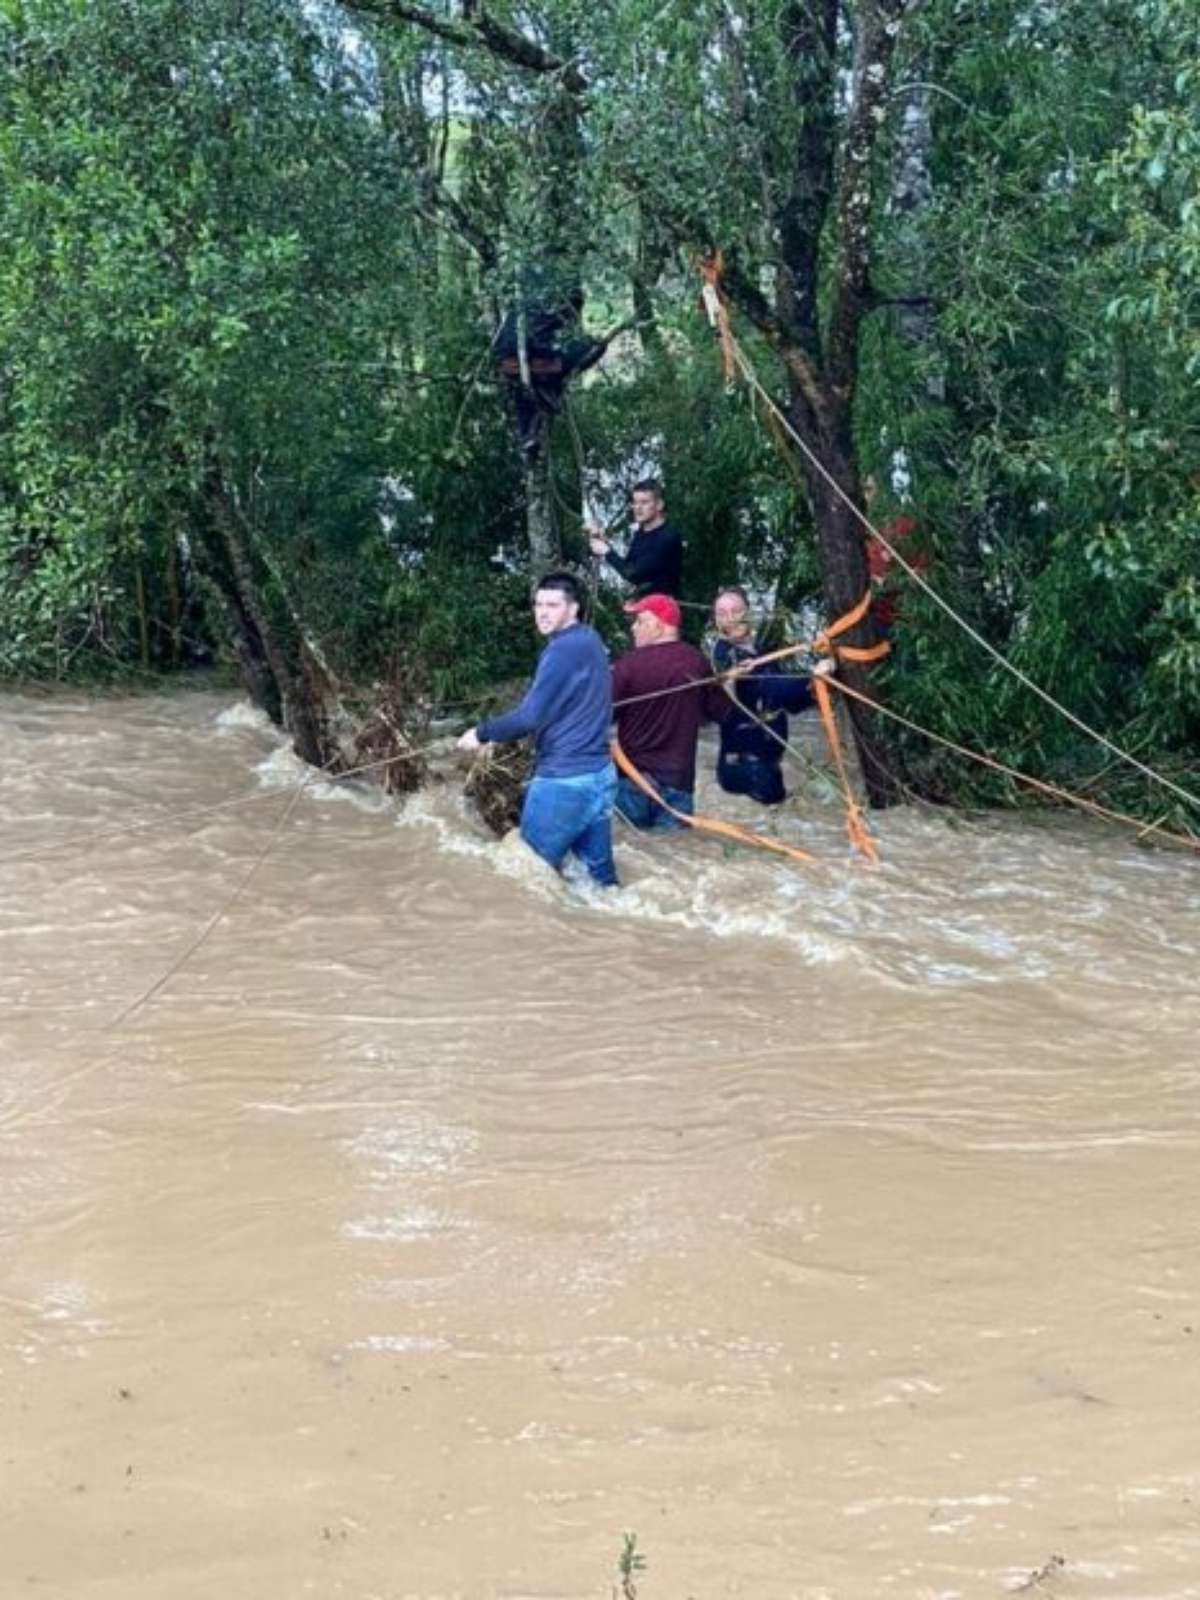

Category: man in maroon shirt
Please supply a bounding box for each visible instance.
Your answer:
[610,594,729,829]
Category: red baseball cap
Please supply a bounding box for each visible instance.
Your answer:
[624,593,681,628]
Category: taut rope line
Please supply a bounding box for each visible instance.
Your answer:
[822,673,1200,854]
[107,763,319,1028]
[12,628,1200,870]
[725,337,1200,816]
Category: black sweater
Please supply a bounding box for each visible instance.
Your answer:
[604,522,684,597]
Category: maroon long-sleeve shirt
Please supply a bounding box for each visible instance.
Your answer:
[611,640,730,791]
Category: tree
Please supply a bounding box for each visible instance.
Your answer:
[340,0,926,803]
[872,0,1200,812]
[0,0,415,749]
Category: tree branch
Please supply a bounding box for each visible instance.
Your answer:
[342,0,589,94]
[772,0,838,359]
[717,256,832,430]
[415,169,498,267]
[827,0,918,398]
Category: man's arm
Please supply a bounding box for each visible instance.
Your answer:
[702,677,735,724]
[458,645,567,749]
[605,527,682,591]
[756,657,836,714]
[610,655,632,708]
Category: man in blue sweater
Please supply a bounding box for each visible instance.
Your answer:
[458,572,618,886]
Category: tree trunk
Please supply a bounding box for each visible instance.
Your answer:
[192,523,282,724]
[794,403,900,809]
[201,461,330,767]
[890,84,941,393]
[522,421,559,573]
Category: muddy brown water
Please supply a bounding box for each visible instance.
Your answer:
[2,689,1199,1600]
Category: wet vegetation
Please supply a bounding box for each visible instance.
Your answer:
[1,0,1198,827]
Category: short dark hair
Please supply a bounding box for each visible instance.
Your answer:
[631,477,664,501]
[714,584,750,609]
[534,570,583,608]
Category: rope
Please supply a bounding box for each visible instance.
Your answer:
[724,336,1200,816]
[822,673,1200,854]
[106,761,321,1028]
[611,739,817,866]
[2,740,450,867]
[810,673,879,863]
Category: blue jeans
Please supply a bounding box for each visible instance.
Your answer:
[614,776,694,832]
[520,763,618,887]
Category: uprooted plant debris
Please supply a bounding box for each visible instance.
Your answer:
[349,671,431,796]
[462,741,534,837]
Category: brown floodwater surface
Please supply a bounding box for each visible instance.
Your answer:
[2,689,1199,1599]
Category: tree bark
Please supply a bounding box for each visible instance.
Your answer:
[192,521,282,724]
[522,431,559,573]
[201,459,330,767]
[797,426,899,806]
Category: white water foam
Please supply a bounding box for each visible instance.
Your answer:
[215,700,279,735]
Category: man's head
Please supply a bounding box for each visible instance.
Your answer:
[533,571,583,637]
[624,592,681,646]
[713,585,752,643]
[630,478,665,529]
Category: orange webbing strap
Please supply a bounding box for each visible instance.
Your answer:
[811,591,885,863]
[611,741,817,867]
[812,675,879,864]
[814,589,891,665]
[699,252,736,384]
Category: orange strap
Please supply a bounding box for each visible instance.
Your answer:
[699,252,736,384]
[814,589,891,664]
[812,676,879,864]
[693,253,885,863]
[809,591,884,862]
[611,741,816,867]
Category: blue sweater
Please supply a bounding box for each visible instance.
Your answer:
[711,636,814,764]
[477,623,612,778]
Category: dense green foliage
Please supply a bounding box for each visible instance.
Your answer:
[1,0,1197,817]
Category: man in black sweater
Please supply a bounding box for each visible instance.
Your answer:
[588,479,684,598]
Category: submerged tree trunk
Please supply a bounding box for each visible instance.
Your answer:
[193,524,282,724]
[799,436,897,806]
[199,458,330,768]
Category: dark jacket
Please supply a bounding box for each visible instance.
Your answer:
[477,623,611,778]
[710,635,814,765]
[604,522,684,598]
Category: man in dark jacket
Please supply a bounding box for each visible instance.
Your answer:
[458,572,617,886]
[611,593,729,829]
[588,479,684,598]
[709,586,833,806]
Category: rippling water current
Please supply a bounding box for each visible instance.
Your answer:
[2,690,1199,1600]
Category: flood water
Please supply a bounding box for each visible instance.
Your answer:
[2,688,1199,1600]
